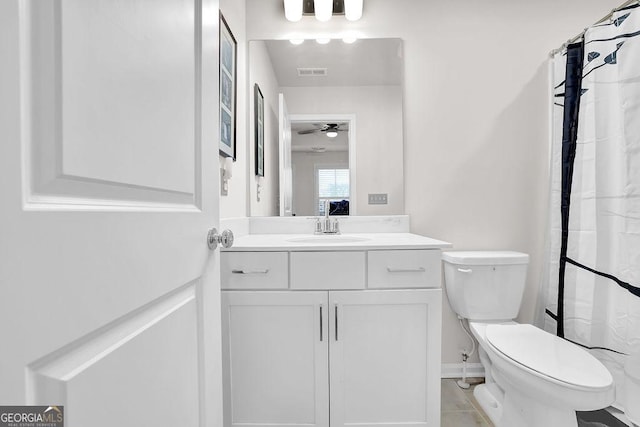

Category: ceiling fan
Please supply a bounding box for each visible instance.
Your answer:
[297,123,348,138]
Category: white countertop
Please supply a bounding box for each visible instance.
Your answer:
[223,233,452,252]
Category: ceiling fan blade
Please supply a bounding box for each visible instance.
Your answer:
[297,129,318,135]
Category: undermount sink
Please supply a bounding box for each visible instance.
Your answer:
[286,235,371,244]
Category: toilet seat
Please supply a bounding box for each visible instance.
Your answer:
[485,324,613,390]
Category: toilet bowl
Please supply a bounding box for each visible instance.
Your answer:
[442,251,615,427]
[469,322,614,427]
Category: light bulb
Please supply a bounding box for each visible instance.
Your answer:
[284,0,303,22]
[342,36,357,44]
[314,0,333,22]
[344,0,363,21]
[290,39,305,45]
[316,38,331,45]
[326,131,338,138]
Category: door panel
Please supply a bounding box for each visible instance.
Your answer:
[0,1,221,426]
[329,290,442,427]
[23,0,199,208]
[30,285,200,426]
[278,94,293,216]
[222,291,329,427]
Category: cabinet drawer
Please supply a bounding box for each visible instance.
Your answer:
[368,250,441,289]
[221,252,288,289]
[291,251,366,290]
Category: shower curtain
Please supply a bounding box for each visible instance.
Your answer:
[545,4,640,412]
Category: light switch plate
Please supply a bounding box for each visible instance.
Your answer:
[368,193,388,205]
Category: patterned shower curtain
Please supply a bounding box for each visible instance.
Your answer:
[545,4,640,413]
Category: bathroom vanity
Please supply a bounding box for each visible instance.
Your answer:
[220,220,450,427]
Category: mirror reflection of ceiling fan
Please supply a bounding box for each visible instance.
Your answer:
[297,123,348,138]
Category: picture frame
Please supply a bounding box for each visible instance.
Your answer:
[219,13,237,159]
[254,84,264,177]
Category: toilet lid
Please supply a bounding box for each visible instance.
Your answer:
[485,324,613,389]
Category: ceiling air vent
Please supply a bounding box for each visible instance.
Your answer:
[297,67,328,77]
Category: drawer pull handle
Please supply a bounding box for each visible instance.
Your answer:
[334,305,338,341]
[231,269,270,275]
[386,267,426,273]
[320,305,324,342]
[457,268,473,274]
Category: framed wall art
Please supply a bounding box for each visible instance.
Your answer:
[219,13,237,159]
[254,84,264,177]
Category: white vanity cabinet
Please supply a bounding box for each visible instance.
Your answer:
[221,291,329,427]
[221,247,444,427]
[329,290,441,427]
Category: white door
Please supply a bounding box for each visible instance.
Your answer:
[278,94,293,216]
[329,290,442,427]
[221,291,329,427]
[0,1,222,427]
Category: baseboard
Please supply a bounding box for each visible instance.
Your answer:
[441,363,485,379]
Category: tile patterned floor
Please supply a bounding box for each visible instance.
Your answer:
[441,378,633,427]
[441,378,493,427]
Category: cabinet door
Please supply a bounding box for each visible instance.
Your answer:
[222,291,329,427]
[329,290,442,427]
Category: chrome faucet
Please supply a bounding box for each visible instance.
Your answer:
[323,199,331,231]
[314,200,340,234]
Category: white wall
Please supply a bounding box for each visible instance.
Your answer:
[282,85,404,216]
[245,0,623,365]
[219,0,248,218]
[292,150,349,216]
[248,41,280,216]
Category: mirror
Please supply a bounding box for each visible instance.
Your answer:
[248,38,404,216]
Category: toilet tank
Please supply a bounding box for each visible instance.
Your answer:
[442,251,529,321]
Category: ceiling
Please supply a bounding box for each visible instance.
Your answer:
[264,38,403,87]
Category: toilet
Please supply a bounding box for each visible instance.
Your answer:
[442,251,615,427]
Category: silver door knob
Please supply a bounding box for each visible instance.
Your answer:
[207,228,234,250]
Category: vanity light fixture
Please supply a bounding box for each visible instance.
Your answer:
[316,37,331,45]
[284,0,363,22]
[344,0,363,21]
[284,0,303,21]
[290,38,305,45]
[326,130,338,138]
[314,0,333,22]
